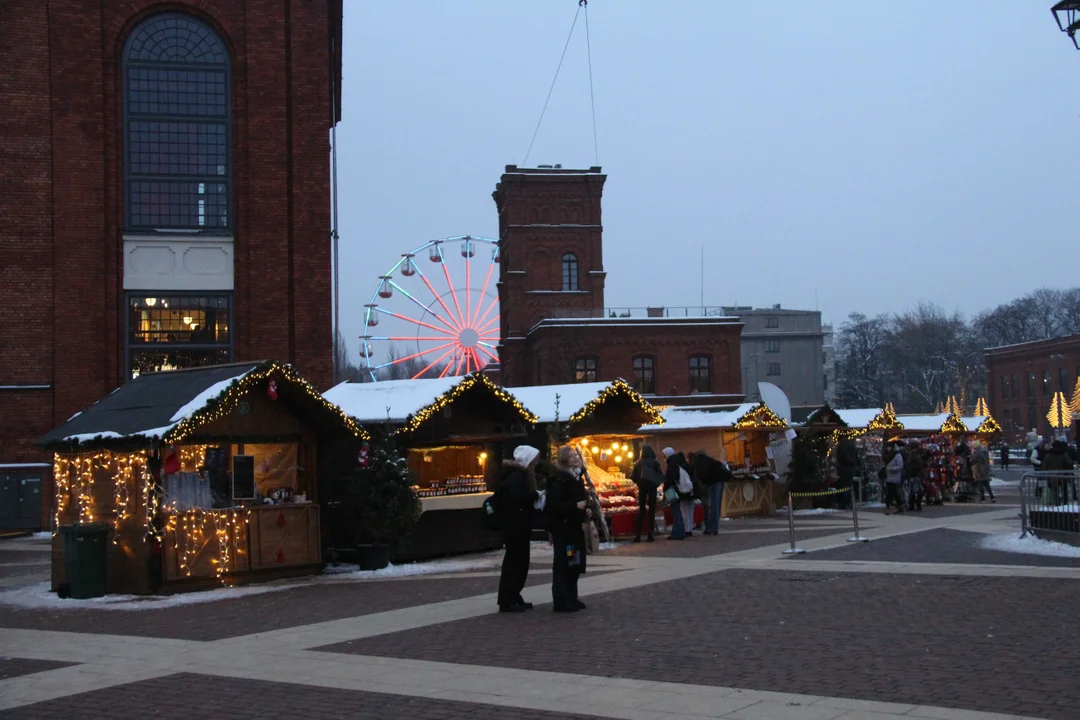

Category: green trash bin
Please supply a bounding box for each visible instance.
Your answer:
[60,523,109,599]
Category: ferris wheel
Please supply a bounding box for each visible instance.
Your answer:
[360,235,501,382]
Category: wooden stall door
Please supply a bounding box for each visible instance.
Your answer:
[249,505,321,569]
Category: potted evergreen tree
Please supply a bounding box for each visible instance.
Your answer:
[785,436,826,509]
[340,429,421,571]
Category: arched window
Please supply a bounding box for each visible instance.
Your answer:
[123,14,231,232]
[561,253,579,291]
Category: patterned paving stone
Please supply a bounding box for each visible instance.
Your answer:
[603,528,859,558]
[322,569,1079,720]
[798,527,1080,567]
[0,573,554,641]
[0,672,609,720]
[0,658,73,681]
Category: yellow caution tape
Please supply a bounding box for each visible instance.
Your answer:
[789,487,851,498]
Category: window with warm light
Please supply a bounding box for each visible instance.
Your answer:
[126,293,232,378]
[574,357,597,383]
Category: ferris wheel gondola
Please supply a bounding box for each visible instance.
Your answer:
[361,235,500,382]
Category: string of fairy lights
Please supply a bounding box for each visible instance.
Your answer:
[567,379,664,427]
[733,402,788,430]
[398,372,538,435]
[163,507,249,580]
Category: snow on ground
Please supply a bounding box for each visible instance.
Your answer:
[978,532,1080,558]
[776,508,842,517]
[0,542,562,612]
[991,476,1019,487]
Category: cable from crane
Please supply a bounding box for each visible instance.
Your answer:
[583,0,599,166]
[522,3,582,167]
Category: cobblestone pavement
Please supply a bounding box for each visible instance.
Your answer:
[798,527,1080,568]
[0,673,609,720]
[0,505,1060,719]
[326,569,1077,719]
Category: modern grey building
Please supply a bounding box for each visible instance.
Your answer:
[722,305,826,410]
[822,323,837,406]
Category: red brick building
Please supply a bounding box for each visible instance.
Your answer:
[492,165,743,406]
[0,0,342,530]
[985,335,1080,440]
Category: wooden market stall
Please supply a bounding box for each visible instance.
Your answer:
[323,373,537,561]
[37,361,367,595]
[640,402,789,519]
[508,379,664,537]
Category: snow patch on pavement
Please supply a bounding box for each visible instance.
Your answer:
[776,508,842,516]
[977,533,1080,558]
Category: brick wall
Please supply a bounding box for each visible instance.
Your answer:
[0,0,337,529]
[525,320,744,403]
[985,335,1080,441]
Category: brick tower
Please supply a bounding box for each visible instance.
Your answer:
[492,165,606,386]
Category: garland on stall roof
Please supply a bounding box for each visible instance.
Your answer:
[867,407,903,432]
[398,372,538,435]
[940,413,968,434]
[166,361,369,444]
[975,415,1002,434]
[733,402,787,430]
[567,378,664,427]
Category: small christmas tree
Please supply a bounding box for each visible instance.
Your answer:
[340,427,421,550]
[786,436,826,495]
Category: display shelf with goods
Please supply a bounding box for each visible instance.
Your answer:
[37,362,361,595]
[640,401,788,519]
[571,435,645,539]
[324,374,536,562]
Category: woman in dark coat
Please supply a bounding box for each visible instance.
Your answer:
[630,445,663,542]
[546,445,588,613]
[496,445,540,613]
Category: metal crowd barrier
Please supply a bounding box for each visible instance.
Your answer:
[782,486,869,555]
[1019,470,1080,539]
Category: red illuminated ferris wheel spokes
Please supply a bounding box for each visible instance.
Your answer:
[361,236,500,381]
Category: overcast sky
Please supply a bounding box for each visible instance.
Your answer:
[335,1,1080,362]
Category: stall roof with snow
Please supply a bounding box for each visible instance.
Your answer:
[639,402,788,433]
[37,361,366,452]
[892,413,968,435]
[804,404,849,428]
[962,415,1002,435]
[324,373,538,444]
[507,379,663,435]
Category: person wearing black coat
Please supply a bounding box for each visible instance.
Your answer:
[496,445,540,613]
[546,445,588,613]
[692,451,732,535]
[629,445,663,542]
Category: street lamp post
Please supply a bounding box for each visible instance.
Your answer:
[1052,2,1080,49]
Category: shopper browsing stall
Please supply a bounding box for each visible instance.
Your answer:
[630,445,663,543]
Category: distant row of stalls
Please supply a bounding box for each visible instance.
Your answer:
[797,403,1003,503]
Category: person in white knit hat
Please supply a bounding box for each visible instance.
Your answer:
[496,445,540,613]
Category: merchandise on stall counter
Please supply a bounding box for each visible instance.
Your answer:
[412,475,487,498]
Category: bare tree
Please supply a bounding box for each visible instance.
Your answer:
[835,313,891,409]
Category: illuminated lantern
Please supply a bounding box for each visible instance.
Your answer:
[592,446,599,454]
[621,444,628,451]
[627,450,634,459]
[611,442,619,450]
[365,305,379,327]
[615,455,623,463]
[377,276,393,299]
[401,255,417,277]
